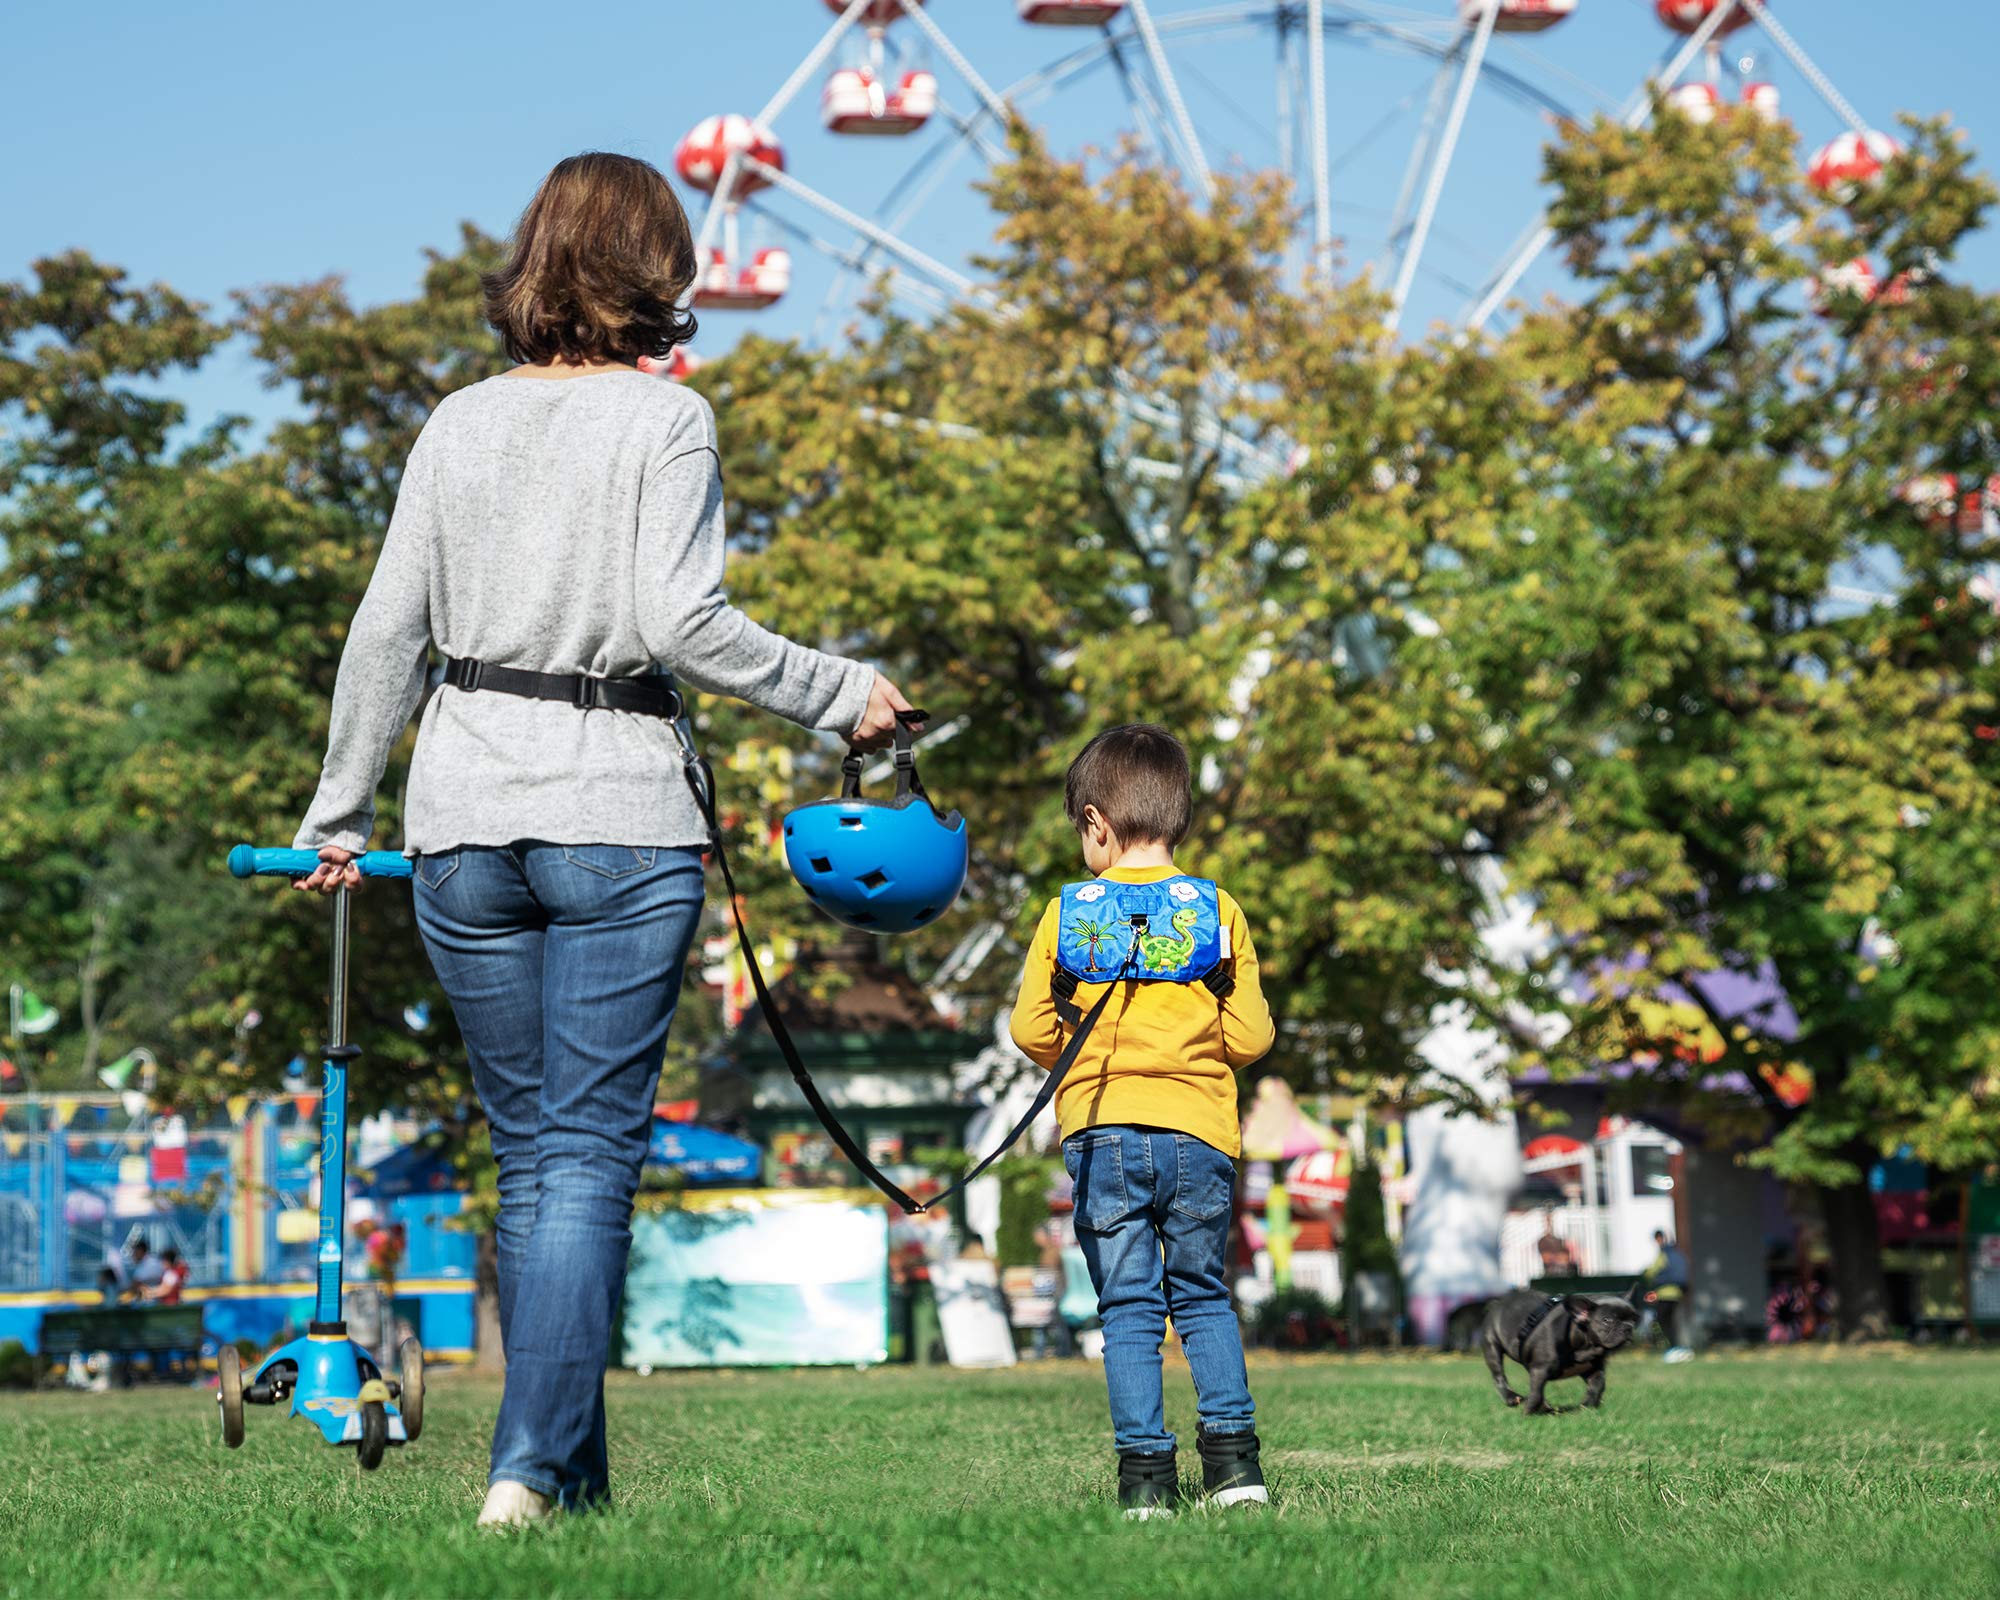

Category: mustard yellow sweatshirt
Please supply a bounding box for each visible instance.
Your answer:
[1007,864,1276,1157]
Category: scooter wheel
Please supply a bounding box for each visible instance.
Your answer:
[218,1345,245,1448]
[357,1399,388,1471]
[397,1336,425,1443]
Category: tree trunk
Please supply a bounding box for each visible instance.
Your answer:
[1819,1171,1892,1341]
[78,902,109,1081]
[473,1226,505,1372]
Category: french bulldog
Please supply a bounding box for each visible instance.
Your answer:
[1481,1289,1640,1414]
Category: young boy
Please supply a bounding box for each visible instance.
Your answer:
[1010,723,1276,1518]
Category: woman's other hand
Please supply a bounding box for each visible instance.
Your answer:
[851,673,923,751]
[292,846,362,895]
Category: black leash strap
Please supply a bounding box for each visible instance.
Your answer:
[672,707,1141,1218]
[917,932,1143,1215]
[676,729,927,1215]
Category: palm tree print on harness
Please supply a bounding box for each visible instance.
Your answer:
[1067,913,1121,972]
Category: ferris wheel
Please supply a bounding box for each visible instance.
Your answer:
[652,0,1896,382]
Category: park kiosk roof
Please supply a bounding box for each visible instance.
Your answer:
[701,931,974,1199]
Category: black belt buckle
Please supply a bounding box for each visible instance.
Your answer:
[449,658,483,693]
[572,675,607,712]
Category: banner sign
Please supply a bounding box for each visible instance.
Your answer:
[622,1189,887,1369]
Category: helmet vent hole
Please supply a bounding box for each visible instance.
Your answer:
[838,816,864,828]
[858,868,889,890]
[810,857,833,874]
[851,911,876,926]
[915,906,936,922]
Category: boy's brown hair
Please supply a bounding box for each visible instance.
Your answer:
[482,152,699,367]
[1063,724,1192,849]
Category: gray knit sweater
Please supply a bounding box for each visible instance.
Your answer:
[294,371,874,856]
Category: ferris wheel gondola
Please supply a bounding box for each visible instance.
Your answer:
[1019,1,1128,24]
[675,114,792,310]
[1462,0,1576,33]
[818,0,939,135]
[1808,128,1903,196]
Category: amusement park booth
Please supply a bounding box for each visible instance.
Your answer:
[0,1094,476,1365]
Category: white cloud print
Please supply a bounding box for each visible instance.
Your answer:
[1167,880,1200,903]
[1076,882,1108,902]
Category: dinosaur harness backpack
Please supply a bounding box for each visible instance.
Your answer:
[1048,875,1236,1024]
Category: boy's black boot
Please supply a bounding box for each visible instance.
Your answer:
[1116,1448,1180,1521]
[1197,1426,1269,1508]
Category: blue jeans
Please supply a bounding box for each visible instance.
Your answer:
[1063,1126,1255,1455]
[414,842,704,1508]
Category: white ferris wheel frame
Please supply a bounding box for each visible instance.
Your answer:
[688,0,1876,357]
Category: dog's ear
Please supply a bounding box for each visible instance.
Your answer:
[1564,1295,1597,1320]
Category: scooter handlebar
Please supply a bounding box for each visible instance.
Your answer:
[226,845,415,881]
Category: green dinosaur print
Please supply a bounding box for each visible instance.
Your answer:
[1133,905,1199,972]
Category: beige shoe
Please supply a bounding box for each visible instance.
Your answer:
[477,1480,553,1528]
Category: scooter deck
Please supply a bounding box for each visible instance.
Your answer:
[253,1334,409,1447]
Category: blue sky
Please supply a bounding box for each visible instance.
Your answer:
[6,0,1996,433]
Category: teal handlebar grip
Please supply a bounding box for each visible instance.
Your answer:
[226,845,415,881]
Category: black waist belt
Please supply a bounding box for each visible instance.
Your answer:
[442,657,684,718]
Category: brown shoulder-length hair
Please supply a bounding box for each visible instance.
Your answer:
[482,152,699,366]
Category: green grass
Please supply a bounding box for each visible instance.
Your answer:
[5,1348,1998,1600]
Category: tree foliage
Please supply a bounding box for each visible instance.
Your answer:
[2,108,1996,1342]
[1457,102,2000,1329]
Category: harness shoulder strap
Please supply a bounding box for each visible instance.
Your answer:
[1049,966,1082,1028]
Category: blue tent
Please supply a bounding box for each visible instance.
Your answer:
[646,1118,761,1187]
[358,1136,458,1199]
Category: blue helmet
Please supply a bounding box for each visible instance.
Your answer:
[783,715,967,935]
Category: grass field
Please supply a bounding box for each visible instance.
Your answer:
[4,1347,1997,1600]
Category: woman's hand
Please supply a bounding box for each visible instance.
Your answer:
[851,673,923,751]
[292,846,362,896]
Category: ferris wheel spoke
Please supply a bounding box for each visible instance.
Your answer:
[745,157,994,309]
[1126,0,1216,202]
[1386,0,1501,333]
[756,0,882,129]
[1306,0,1332,264]
[1462,0,1750,331]
[688,155,744,293]
[750,204,957,328]
[811,98,1000,336]
[1378,41,1465,279]
[890,0,1012,125]
[1736,0,1870,137]
[1107,37,1179,170]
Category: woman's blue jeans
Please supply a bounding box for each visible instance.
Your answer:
[1063,1126,1256,1455]
[414,842,704,1508]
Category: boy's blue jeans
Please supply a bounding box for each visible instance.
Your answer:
[1063,1126,1256,1454]
[414,842,705,1509]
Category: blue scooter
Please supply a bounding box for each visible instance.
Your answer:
[217,845,424,1470]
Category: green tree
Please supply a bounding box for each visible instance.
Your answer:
[0,246,494,1110]
[706,134,1556,1107]
[1465,102,2000,1334]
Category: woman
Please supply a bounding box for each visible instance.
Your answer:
[291,151,916,1525]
